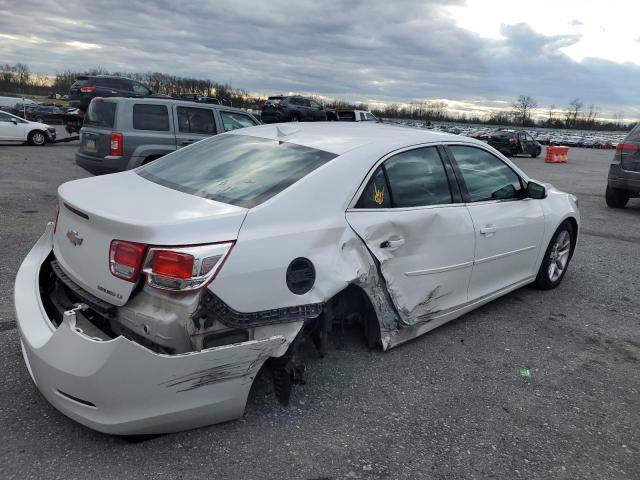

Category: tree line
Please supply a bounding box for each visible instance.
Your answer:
[0,63,633,131]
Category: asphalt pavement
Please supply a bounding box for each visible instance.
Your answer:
[0,139,638,479]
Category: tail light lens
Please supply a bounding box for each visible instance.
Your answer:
[509,137,517,145]
[80,86,96,93]
[143,242,234,291]
[616,142,639,154]
[110,132,123,156]
[277,100,284,109]
[110,240,147,282]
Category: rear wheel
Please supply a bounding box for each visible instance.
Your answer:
[289,113,300,122]
[534,221,574,290]
[28,130,47,146]
[605,185,629,208]
[531,147,541,158]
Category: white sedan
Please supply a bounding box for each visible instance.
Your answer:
[0,110,56,145]
[14,123,579,434]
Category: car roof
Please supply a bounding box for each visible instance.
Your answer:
[229,122,484,155]
[99,97,253,114]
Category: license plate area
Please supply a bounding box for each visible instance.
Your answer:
[84,136,96,152]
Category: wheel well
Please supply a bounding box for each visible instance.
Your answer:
[564,216,579,259]
[324,284,381,348]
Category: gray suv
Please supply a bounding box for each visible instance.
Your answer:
[606,123,640,208]
[76,97,260,175]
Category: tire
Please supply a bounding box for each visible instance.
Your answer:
[534,221,574,290]
[289,113,300,122]
[531,148,541,158]
[28,130,47,146]
[605,185,629,208]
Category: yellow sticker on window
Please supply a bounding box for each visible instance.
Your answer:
[373,183,385,205]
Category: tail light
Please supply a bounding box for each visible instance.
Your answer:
[109,132,123,156]
[143,242,234,291]
[277,100,284,109]
[616,143,639,154]
[80,86,96,93]
[509,137,517,145]
[109,240,147,282]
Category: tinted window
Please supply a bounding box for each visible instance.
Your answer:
[310,99,322,108]
[384,147,452,207]
[177,107,216,134]
[449,146,524,202]
[356,167,391,208]
[85,100,116,127]
[220,111,256,131]
[132,83,150,95]
[133,104,169,131]
[138,134,337,208]
[289,97,302,106]
[365,113,377,121]
[359,112,366,121]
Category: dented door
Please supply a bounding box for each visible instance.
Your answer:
[346,146,475,325]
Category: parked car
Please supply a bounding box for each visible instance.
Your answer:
[487,130,542,157]
[68,75,154,111]
[76,97,260,175]
[0,110,56,145]
[605,123,640,208]
[1,101,40,118]
[261,95,337,123]
[15,122,579,434]
[25,105,67,124]
[336,109,378,122]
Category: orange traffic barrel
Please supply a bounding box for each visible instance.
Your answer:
[545,146,569,163]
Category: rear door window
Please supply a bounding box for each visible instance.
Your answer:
[356,147,452,208]
[132,82,150,96]
[85,100,116,127]
[626,124,640,142]
[177,107,216,134]
[133,104,169,131]
[219,111,257,131]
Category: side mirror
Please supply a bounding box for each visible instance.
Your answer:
[11,118,18,124]
[527,180,546,199]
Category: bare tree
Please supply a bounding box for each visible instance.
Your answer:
[512,95,538,126]
[564,98,583,129]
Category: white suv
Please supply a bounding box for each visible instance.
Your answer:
[0,110,56,145]
[15,122,579,435]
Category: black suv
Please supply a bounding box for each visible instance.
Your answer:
[487,130,542,158]
[261,95,336,123]
[606,123,640,208]
[69,75,153,111]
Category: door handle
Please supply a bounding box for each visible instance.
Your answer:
[380,238,405,249]
[480,226,497,236]
[180,139,194,146]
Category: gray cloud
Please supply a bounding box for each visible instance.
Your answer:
[0,0,638,118]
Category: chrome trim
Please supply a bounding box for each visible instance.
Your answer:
[474,245,537,265]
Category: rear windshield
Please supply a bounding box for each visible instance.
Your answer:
[85,100,116,127]
[137,134,337,208]
[626,124,640,142]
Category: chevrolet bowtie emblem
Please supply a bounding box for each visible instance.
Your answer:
[66,230,83,246]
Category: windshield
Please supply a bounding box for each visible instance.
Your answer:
[137,134,337,208]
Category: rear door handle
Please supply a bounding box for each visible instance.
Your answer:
[180,139,195,146]
[480,226,497,236]
[380,238,405,249]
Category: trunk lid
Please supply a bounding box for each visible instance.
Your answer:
[53,172,248,306]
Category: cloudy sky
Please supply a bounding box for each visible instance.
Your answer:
[1,0,639,119]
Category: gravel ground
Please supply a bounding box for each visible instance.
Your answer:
[0,140,638,480]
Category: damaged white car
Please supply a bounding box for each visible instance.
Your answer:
[14,123,579,434]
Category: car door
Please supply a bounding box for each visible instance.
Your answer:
[309,99,325,120]
[446,145,546,301]
[346,145,475,324]
[0,112,25,140]
[174,105,217,147]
